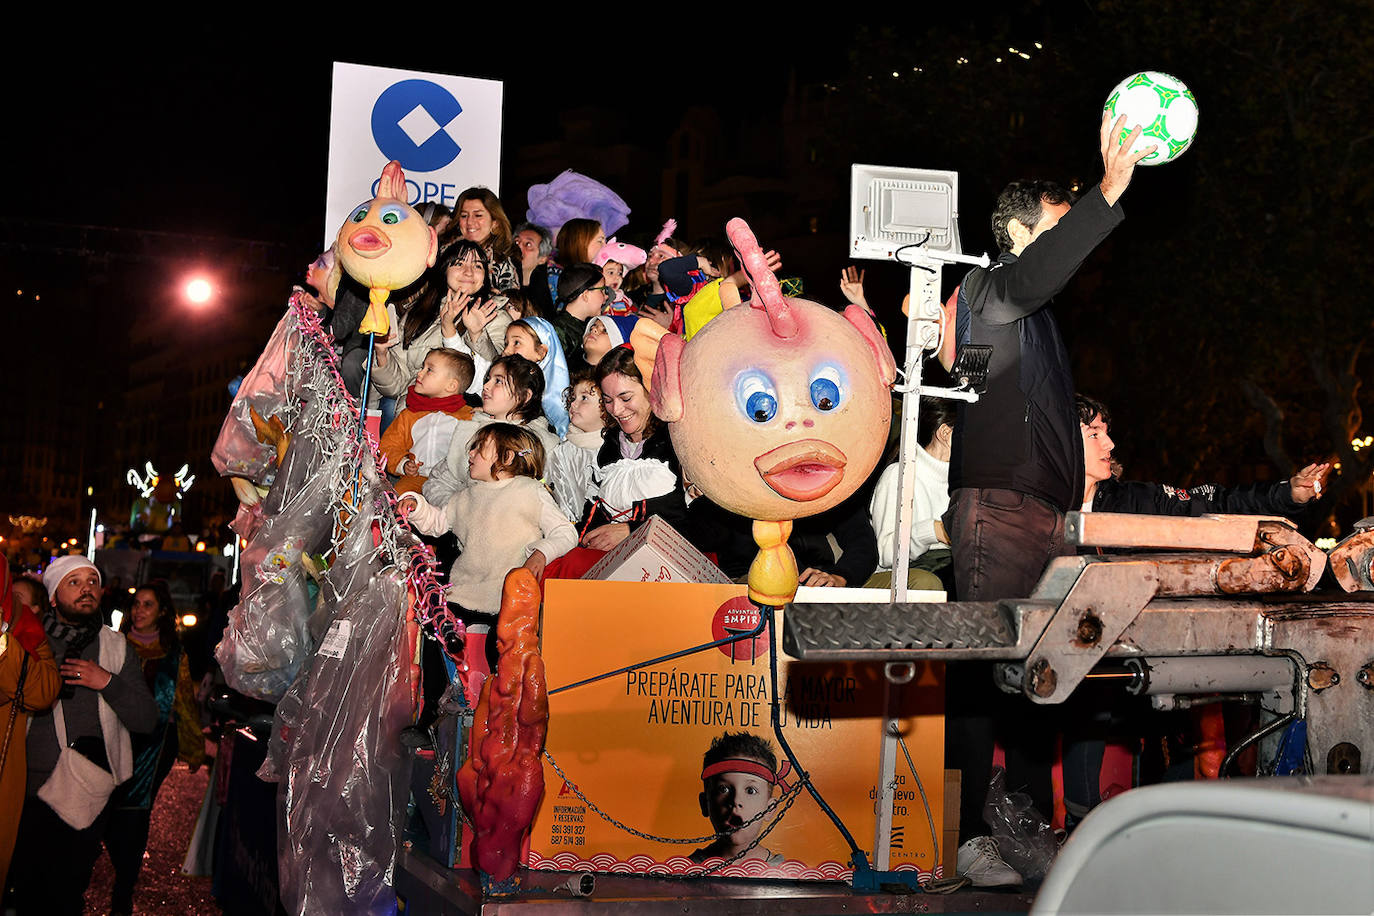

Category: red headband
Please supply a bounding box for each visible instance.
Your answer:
[701,758,792,793]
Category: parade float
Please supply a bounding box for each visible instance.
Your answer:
[206,132,1372,914]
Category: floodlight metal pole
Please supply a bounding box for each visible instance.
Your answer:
[872,256,943,873]
[846,164,989,876]
[875,246,988,873]
[890,262,944,605]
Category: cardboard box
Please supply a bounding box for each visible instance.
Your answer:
[582,516,731,585]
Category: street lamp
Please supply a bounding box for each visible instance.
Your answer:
[185,277,213,305]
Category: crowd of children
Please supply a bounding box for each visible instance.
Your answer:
[304,189,902,707]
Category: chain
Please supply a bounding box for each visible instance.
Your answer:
[541,747,802,851]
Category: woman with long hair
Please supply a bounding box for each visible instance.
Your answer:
[101,580,202,916]
[527,218,606,317]
[374,239,513,409]
[439,187,519,293]
[578,344,690,550]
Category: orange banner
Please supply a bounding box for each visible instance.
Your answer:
[529,580,944,880]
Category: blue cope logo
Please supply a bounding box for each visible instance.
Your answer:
[370,79,463,172]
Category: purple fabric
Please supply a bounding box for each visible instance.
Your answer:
[526,170,630,237]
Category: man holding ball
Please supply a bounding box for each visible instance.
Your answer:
[943,114,1155,887]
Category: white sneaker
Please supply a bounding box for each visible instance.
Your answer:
[956,836,1023,888]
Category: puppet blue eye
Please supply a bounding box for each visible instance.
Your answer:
[809,365,845,411]
[379,204,408,225]
[350,205,369,222]
[735,371,778,423]
[748,391,777,422]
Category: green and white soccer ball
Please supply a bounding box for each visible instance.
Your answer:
[1103,71,1198,166]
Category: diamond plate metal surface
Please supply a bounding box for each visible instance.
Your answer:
[783,600,1025,660]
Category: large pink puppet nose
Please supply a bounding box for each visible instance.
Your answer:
[753,439,847,502]
[347,226,393,258]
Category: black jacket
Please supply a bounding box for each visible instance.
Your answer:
[688,491,879,586]
[949,187,1123,512]
[1092,477,1304,518]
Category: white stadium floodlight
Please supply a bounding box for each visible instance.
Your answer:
[849,164,980,265]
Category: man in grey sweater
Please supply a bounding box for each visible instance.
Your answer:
[6,556,156,916]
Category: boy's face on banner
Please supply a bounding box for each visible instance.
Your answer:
[700,768,773,848]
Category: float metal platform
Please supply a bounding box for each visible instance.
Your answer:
[396,852,1034,914]
[785,512,1374,775]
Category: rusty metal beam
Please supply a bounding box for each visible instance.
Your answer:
[1329,526,1374,593]
[1065,511,1268,552]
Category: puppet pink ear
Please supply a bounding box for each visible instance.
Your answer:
[844,305,897,386]
[630,319,667,390]
[426,226,438,268]
[650,333,687,423]
[378,161,407,200]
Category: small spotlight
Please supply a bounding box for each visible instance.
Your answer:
[182,613,198,627]
[195,541,206,553]
[127,587,136,595]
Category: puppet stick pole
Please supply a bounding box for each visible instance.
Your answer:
[350,331,378,508]
[357,331,377,441]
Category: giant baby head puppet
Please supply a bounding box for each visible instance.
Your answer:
[331,161,438,337]
[652,218,895,605]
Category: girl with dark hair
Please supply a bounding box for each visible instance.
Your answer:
[421,355,560,505]
[374,239,513,409]
[102,581,202,916]
[439,188,519,293]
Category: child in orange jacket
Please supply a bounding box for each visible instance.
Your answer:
[380,348,475,494]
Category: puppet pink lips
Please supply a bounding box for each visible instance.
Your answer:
[347,226,392,258]
[754,439,847,501]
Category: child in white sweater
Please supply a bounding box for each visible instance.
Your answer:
[547,369,609,521]
[401,423,576,682]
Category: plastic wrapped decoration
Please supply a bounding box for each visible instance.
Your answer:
[277,497,416,916]
[651,218,896,604]
[212,306,303,484]
[261,389,330,517]
[215,435,345,702]
[260,475,390,784]
[213,291,456,911]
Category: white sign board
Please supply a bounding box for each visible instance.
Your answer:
[325,62,503,247]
